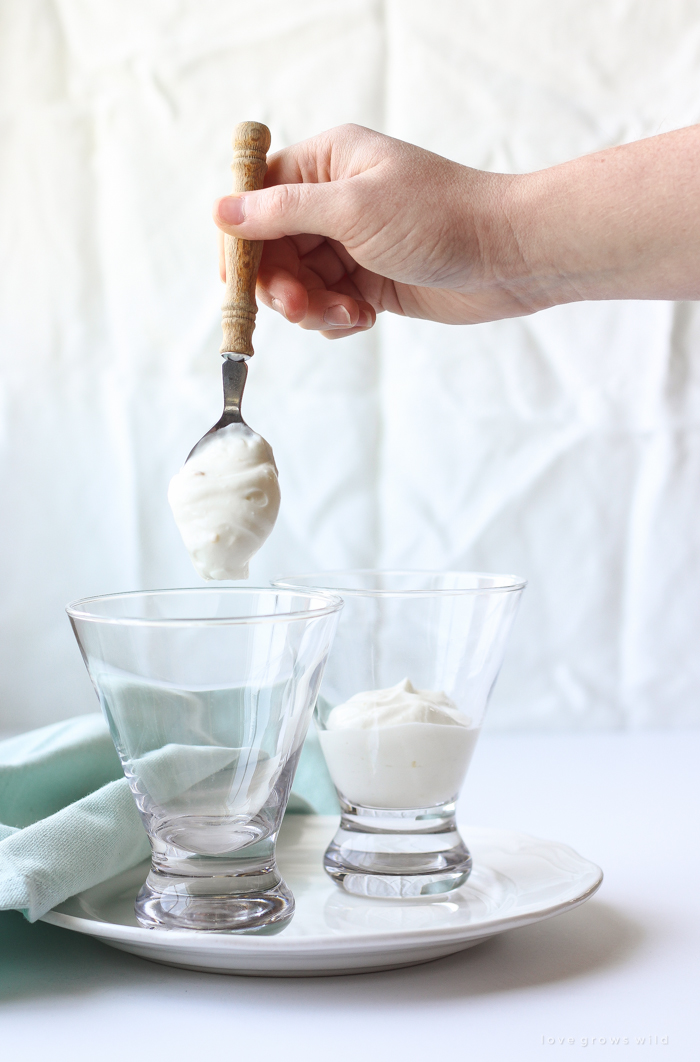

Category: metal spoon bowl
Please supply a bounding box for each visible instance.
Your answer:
[187,356,250,461]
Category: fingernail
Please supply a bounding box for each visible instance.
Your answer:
[323,305,352,327]
[359,310,373,328]
[217,196,246,225]
[271,298,287,318]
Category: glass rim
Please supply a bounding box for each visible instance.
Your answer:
[65,586,344,627]
[272,568,528,598]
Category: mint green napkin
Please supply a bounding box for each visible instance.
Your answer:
[0,714,338,922]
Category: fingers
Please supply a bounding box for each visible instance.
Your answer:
[257,267,375,334]
[255,236,376,336]
[213,177,363,244]
[214,124,389,243]
[318,300,377,340]
[214,123,383,340]
[256,265,309,324]
[301,291,374,333]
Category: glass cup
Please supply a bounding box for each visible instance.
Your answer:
[67,588,342,932]
[273,571,525,898]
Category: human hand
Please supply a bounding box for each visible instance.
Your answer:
[214,123,700,338]
[213,124,540,339]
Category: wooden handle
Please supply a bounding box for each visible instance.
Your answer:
[220,121,271,357]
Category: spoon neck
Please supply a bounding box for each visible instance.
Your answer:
[221,356,248,422]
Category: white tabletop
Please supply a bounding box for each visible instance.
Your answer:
[1,729,697,1061]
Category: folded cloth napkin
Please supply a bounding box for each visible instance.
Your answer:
[0,714,338,922]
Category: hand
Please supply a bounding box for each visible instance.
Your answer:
[214,123,700,339]
[213,125,537,339]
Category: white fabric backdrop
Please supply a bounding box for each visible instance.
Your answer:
[2,0,700,731]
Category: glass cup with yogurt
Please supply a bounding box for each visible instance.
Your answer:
[67,587,342,932]
[273,571,525,898]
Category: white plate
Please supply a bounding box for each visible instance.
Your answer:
[41,816,602,976]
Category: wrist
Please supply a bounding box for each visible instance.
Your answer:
[494,171,583,312]
[457,169,571,316]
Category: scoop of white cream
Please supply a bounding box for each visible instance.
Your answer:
[325,678,468,730]
[168,423,280,581]
[318,678,479,809]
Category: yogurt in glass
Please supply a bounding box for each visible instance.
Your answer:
[317,678,480,809]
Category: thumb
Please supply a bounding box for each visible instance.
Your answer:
[213,179,361,242]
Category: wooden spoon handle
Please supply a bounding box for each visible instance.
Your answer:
[220,121,271,357]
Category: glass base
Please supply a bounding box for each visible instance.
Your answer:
[135,844,294,933]
[324,798,472,899]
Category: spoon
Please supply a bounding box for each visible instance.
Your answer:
[188,121,271,460]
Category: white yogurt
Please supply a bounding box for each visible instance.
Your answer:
[168,423,280,581]
[318,678,479,809]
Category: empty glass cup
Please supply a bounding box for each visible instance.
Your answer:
[273,571,525,898]
[67,588,342,932]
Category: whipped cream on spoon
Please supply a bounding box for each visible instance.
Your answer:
[168,359,280,580]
